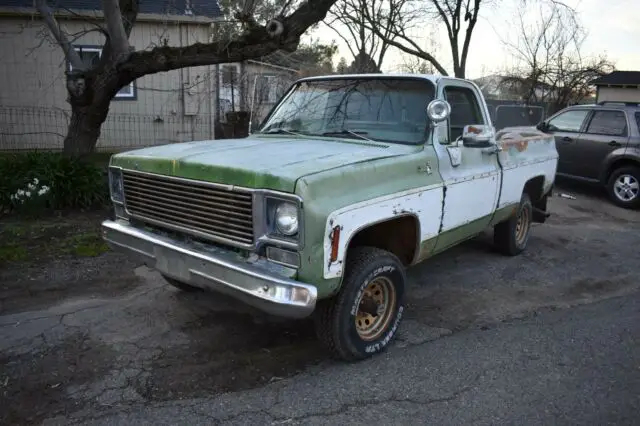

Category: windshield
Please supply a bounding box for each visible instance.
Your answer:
[258,77,436,145]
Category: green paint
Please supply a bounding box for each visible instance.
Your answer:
[489,204,518,226]
[294,145,443,298]
[431,215,492,255]
[110,135,416,193]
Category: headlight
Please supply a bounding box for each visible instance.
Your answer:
[274,202,299,235]
[108,167,124,203]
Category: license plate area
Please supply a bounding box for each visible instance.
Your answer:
[154,246,190,281]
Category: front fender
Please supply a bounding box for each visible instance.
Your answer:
[599,149,638,183]
[322,183,444,280]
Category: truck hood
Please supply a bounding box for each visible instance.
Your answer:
[110,136,415,192]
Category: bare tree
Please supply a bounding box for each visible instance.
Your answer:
[35,0,338,157]
[324,0,403,71]
[361,0,486,78]
[501,0,614,112]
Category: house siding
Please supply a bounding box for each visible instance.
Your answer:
[597,86,640,103]
[0,16,218,151]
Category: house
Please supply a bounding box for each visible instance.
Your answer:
[591,71,640,104]
[0,0,299,152]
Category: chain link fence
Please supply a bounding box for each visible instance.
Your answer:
[0,105,214,152]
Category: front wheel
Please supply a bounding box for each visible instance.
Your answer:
[494,192,533,256]
[313,246,406,361]
[606,166,640,209]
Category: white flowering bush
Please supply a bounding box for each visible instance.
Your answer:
[8,177,51,213]
[1,152,109,216]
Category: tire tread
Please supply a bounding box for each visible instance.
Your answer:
[314,246,404,361]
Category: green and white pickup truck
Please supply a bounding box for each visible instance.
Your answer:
[102,74,558,360]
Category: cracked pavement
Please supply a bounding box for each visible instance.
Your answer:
[1,182,640,425]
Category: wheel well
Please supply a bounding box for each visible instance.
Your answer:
[604,159,640,183]
[523,175,546,202]
[347,216,418,266]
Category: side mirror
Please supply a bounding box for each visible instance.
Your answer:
[536,121,549,132]
[461,125,494,148]
[426,99,451,123]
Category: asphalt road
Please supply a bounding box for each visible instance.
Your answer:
[1,181,639,425]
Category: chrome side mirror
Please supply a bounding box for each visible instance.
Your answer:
[461,124,495,148]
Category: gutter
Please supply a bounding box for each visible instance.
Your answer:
[0,6,221,24]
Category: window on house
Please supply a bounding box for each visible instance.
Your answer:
[256,75,277,104]
[68,46,136,100]
[221,65,239,86]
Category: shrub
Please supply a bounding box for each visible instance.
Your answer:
[0,151,110,215]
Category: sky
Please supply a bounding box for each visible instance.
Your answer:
[307,0,640,79]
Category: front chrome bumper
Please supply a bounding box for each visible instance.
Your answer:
[101,220,317,318]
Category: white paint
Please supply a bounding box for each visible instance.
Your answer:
[319,78,558,281]
[431,78,502,232]
[323,183,444,279]
[497,132,559,208]
[499,158,558,208]
[439,174,501,232]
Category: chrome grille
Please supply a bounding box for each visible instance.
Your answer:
[122,170,254,246]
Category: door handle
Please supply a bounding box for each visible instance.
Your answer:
[608,140,621,147]
[561,137,572,143]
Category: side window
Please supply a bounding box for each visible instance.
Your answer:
[585,110,627,136]
[547,109,589,132]
[635,112,640,134]
[444,86,484,141]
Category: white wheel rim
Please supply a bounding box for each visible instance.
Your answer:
[613,174,639,202]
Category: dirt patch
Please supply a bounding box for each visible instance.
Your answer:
[0,209,111,266]
[0,333,116,426]
[0,209,142,315]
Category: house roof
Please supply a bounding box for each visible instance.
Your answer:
[0,0,221,19]
[591,71,640,86]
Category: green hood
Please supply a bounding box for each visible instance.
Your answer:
[110,136,414,192]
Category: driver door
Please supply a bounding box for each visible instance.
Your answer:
[432,79,501,253]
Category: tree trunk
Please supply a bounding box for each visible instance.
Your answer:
[63,105,109,157]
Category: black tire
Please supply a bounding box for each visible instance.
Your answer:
[606,166,640,209]
[313,246,406,361]
[163,275,202,292]
[494,192,533,256]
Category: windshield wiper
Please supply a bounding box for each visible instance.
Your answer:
[260,128,307,137]
[320,129,374,141]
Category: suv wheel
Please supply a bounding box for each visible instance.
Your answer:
[313,246,406,361]
[607,166,640,209]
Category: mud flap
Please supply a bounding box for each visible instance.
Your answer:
[532,188,552,223]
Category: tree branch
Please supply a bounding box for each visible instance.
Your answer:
[122,0,338,78]
[35,0,84,69]
[102,0,130,57]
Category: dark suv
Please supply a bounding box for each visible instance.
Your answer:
[537,102,640,209]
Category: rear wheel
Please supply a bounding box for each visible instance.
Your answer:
[163,275,202,292]
[606,166,640,209]
[494,192,533,256]
[313,246,406,361]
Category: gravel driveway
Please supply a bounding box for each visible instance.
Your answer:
[1,181,639,425]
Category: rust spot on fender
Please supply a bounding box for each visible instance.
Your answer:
[500,139,529,152]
